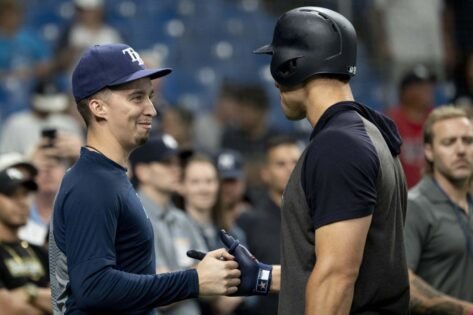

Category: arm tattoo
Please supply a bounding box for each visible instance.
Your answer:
[410,274,464,315]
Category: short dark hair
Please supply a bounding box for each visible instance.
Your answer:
[264,134,300,155]
[236,84,269,111]
[76,89,110,126]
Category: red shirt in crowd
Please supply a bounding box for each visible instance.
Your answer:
[387,106,432,188]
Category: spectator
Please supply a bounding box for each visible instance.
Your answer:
[215,149,252,229]
[193,82,241,155]
[54,0,123,78]
[0,79,84,158]
[220,84,280,190]
[161,106,194,151]
[180,153,244,315]
[370,0,444,102]
[405,106,473,313]
[0,162,52,314]
[19,151,68,247]
[0,0,52,119]
[387,65,436,188]
[129,134,207,315]
[237,135,302,315]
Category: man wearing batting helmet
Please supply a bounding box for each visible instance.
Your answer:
[250,7,410,314]
[48,43,241,315]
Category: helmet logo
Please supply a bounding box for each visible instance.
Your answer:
[348,66,356,75]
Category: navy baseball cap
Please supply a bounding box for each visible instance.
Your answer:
[216,149,244,180]
[0,167,38,196]
[129,134,179,167]
[72,43,172,103]
[399,64,436,91]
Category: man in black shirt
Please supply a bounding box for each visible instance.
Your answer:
[0,160,52,314]
[253,6,409,314]
[237,135,301,315]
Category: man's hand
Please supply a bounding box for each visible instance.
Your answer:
[196,248,241,296]
[219,230,273,296]
[188,230,273,296]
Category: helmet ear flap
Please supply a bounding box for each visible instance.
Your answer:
[276,58,299,79]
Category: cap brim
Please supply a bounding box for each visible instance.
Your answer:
[253,44,273,55]
[21,180,38,192]
[109,68,173,86]
[14,163,38,177]
[219,170,244,180]
[0,179,38,196]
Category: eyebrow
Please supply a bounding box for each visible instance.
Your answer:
[128,88,154,97]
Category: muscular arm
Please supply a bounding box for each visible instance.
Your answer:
[270,265,281,293]
[409,269,473,315]
[305,215,372,315]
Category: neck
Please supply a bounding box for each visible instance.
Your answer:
[268,190,282,208]
[0,224,19,242]
[86,131,129,167]
[434,172,470,212]
[186,205,211,226]
[35,193,55,223]
[304,79,354,127]
[140,185,170,208]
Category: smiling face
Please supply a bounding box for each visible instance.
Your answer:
[182,160,219,214]
[91,78,157,151]
[425,117,473,184]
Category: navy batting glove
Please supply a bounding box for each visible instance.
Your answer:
[219,229,272,296]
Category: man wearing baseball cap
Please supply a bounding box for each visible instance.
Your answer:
[49,44,240,315]
[130,134,208,315]
[0,163,53,314]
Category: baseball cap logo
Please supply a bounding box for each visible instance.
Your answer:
[6,168,24,180]
[122,47,144,66]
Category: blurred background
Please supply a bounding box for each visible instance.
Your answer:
[2,0,470,135]
[1,1,473,314]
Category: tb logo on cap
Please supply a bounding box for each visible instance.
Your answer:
[122,47,144,66]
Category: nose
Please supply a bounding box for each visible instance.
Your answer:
[145,97,157,117]
[456,141,467,155]
[15,196,30,211]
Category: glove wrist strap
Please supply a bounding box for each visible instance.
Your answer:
[254,264,272,295]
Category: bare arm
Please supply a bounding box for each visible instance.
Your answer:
[306,215,372,315]
[409,269,473,315]
[0,288,44,315]
[270,265,281,293]
[33,288,52,314]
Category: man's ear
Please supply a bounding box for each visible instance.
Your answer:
[424,143,433,163]
[89,98,108,120]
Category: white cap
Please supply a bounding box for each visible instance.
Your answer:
[0,153,37,176]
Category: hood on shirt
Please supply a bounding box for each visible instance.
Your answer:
[350,102,402,157]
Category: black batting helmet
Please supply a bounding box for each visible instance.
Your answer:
[254,7,357,87]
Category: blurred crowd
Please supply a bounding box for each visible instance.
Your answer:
[1,0,473,314]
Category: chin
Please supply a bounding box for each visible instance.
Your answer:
[283,110,306,121]
[136,134,150,146]
[281,103,305,121]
